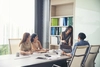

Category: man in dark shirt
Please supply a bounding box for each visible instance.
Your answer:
[64,32,90,56]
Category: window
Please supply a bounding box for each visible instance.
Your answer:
[0,0,35,55]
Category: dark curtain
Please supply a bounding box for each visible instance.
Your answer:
[35,0,44,45]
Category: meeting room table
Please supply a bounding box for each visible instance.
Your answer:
[0,51,70,67]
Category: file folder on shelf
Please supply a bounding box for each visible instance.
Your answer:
[55,27,59,35]
[51,27,56,35]
[67,17,73,26]
[59,27,62,35]
[51,36,57,45]
[63,17,67,26]
[59,18,63,26]
[51,18,59,26]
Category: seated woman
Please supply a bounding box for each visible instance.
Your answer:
[31,33,47,53]
[19,32,33,55]
[60,26,73,53]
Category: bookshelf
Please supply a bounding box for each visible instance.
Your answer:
[49,0,74,49]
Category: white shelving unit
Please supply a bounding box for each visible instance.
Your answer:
[49,0,74,49]
[51,15,73,18]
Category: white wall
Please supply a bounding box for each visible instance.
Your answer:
[74,0,100,66]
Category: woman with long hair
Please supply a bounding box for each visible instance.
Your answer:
[31,33,47,52]
[19,32,33,55]
[60,26,73,53]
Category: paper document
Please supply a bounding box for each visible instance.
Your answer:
[46,55,60,60]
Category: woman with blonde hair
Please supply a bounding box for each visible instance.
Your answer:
[19,32,33,55]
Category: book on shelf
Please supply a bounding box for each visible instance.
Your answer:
[51,18,59,26]
[59,17,73,26]
[51,17,73,35]
[55,27,59,35]
[63,17,67,26]
[51,27,62,35]
[51,27,56,35]
[51,36,60,45]
[59,27,62,35]
[67,17,73,26]
[51,17,73,27]
[51,37,57,45]
[59,18,63,26]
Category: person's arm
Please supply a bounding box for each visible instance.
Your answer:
[38,40,43,49]
[20,45,31,55]
[63,43,78,57]
[32,44,40,51]
[20,51,31,55]
[68,37,72,46]
[62,51,72,57]
[60,33,66,43]
[30,43,34,53]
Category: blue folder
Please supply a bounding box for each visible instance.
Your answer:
[63,17,67,26]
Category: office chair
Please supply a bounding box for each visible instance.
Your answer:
[68,45,89,67]
[52,64,61,67]
[84,45,100,67]
[9,38,21,54]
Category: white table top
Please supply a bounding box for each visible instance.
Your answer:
[0,52,69,67]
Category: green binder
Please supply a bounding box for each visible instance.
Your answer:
[51,18,59,26]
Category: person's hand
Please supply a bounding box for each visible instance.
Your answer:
[62,51,65,55]
[36,40,39,42]
[46,49,49,51]
[66,53,72,57]
[61,40,66,43]
[30,51,33,54]
[62,52,72,57]
[27,51,32,55]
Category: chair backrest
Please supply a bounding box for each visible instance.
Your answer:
[9,39,21,54]
[84,45,100,67]
[68,45,89,67]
